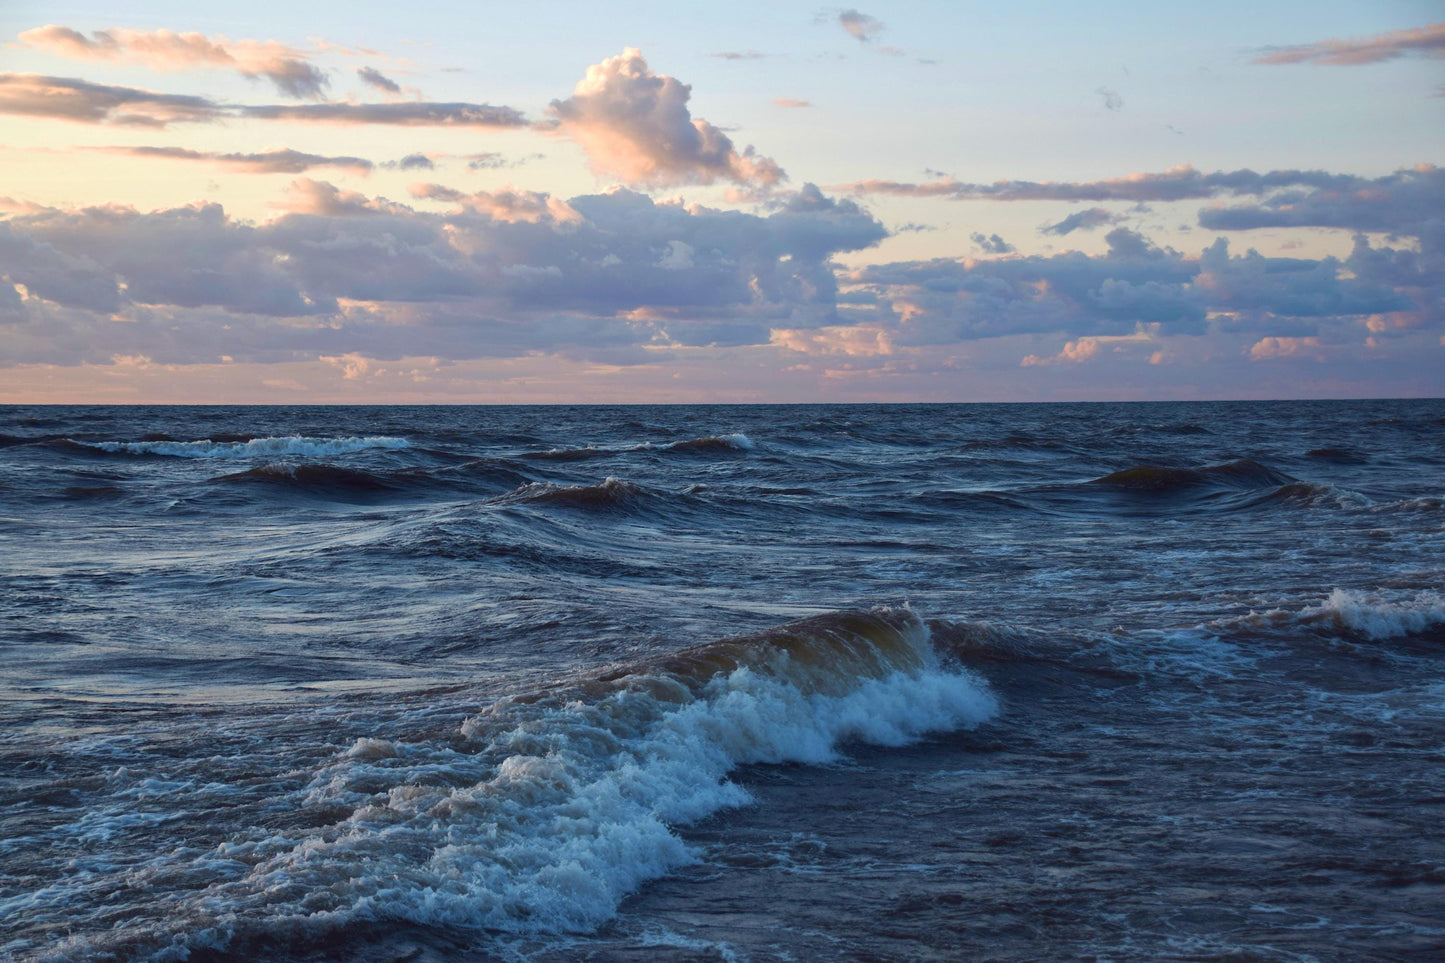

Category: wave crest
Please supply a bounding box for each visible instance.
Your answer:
[80,435,411,459]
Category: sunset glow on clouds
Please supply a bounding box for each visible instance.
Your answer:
[0,3,1441,402]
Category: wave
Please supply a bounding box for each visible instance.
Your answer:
[494,476,653,512]
[1090,458,1294,493]
[210,463,402,494]
[652,432,755,454]
[1212,589,1445,642]
[47,609,994,960]
[77,435,411,459]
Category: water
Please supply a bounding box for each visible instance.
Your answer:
[2,400,1442,962]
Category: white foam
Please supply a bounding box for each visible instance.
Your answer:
[84,436,411,459]
[1299,588,1445,640]
[1217,588,1445,641]
[57,628,993,959]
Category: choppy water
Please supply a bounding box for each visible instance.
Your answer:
[2,401,1442,962]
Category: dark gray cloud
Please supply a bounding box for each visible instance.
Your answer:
[1042,208,1123,235]
[835,164,1370,203]
[970,232,1014,254]
[1196,165,1443,236]
[841,227,1430,347]
[88,146,374,174]
[388,153,434,171]
[357,67,402,95]
[837,10,885,43]
[0,73,224,127]
[1255,22,1445,66]
[0,72,527,128]
[0,182,885,364]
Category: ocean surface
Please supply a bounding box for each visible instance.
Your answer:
[2,401,1443,963]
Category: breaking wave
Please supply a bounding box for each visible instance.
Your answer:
[28,609,994,961]
[1213,589,1445,642]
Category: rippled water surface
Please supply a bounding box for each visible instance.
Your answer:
[2,401,1443,962]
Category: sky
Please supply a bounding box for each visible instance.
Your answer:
[1,1,1442,403]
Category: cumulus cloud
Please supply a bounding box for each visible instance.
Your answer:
[17,25,329,100]
[548,48,785,189]
[828,227,1430,355]
[86,145,374,175]
[0,73,530,128]
[356,66,401,95]
[0,181,884,366]
[1197,164,1443,236]
[1255,22,1445,66]
[1042,207,1124,235]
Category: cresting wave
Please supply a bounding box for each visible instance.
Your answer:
[26,609,994,962]
[1211,588,1445,642]
[78,435,412,459]
[494,476,652,511]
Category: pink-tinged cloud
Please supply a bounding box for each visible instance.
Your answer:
[1255,22,1445,66]
[409,183,582,224]
[0,73,222,126]
[548,48,785,189]
[17,24,329,100]
[86,145,374,175]
[0,182,885,367]
[1248,336,1325,360]
[0,73,528,128]
[774,97,812,108]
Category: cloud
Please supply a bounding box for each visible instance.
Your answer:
[834,163,1375,203]
[1095,86,1123,111]
[833,227,1429,353]
[1042,207,1124,235]
[711,51,768,61]
[0,73,224,126]
[774,98,812,108]
[1255,22,1445,66]
[970,232,1015,254]
[85,145,374,175]
[239,101,527,126]
[356,66,401,95]
[837,10,885,43]
[386,153,434,170]
[1196,164,1444,236]
[17,25,329,100]
[548,48,784,189]
[0,182,885,366]
[0,72,528,128]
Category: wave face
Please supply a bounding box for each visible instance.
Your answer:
[9,610,992,960]
[4,398,1444,962]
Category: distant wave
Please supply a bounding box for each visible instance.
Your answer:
[1213,589,1445,642]
[521,433,755,462]
[55,609,994,960]
[495,476,652,511]
[79,435,411,459]
[210,463,401,494]
[1090,459,1294,493]
[651,432,755,454]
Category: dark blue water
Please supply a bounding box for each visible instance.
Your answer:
[2,401,1443,962]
